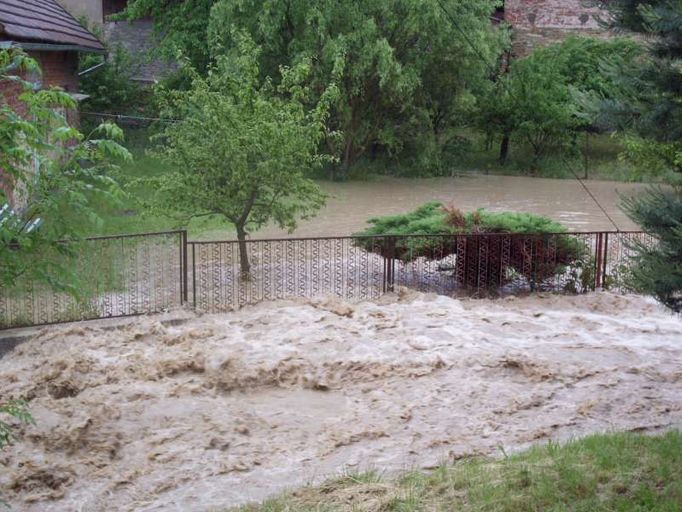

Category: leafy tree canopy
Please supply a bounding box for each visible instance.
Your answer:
[151,34,334,274]
[0,50,130,291]
[127,0,507,176]
[478,36,642,167]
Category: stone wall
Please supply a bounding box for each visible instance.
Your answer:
[504,0,610,55]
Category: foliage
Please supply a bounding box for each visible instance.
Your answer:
[124,0,215,73]
[0,50,131,292]
[622,187,682,311]
[210,0,506,176]
[151,34,333,275]
[591,0,682,310]
[355,201,567,239]
[479,36,642,168]
[79,45,144,113]
[354,202,587,290]
[0,400,32,450]
[235,431,682,512]
[128,0,507,177]
[587,1,682,174]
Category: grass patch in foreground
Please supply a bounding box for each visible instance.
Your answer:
[234,431,682,512]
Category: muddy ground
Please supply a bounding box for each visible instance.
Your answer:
[0,291,680,511]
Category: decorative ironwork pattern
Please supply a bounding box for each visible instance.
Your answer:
[0,231,184,329]
[0,230,654,329]
[188,231,654,314]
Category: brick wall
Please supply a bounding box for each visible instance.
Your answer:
[0,50,81,207]
[504,0,610,56]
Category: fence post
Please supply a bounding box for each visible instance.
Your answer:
[383,236,396,293]
[181,230,189,304]
[601,232,610,289]
[191,243,197,308]
[594,232,604,290]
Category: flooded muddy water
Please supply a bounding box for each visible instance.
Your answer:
[1,291,680,511]
[197,175,649,240]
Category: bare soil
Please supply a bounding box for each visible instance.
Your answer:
[0,291,680,511]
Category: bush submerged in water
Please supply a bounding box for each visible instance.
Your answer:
[353,202,590,290]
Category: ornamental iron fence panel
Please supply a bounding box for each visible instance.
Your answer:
[0,231,185,329]
[188,231,653,314]
[0,230,653,329]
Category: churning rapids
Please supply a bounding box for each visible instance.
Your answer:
[1,291,681,511]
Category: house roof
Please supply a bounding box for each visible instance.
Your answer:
[0,0,104,52]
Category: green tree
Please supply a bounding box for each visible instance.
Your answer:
[208,0,505,176]
[79,46,143,114]
[590,1,682,310]
[126,0,506,177]
[0,50,131,291]
[479,36,641,168]
[151,35,333,275]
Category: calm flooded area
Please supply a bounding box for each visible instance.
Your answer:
[198,174,648,240]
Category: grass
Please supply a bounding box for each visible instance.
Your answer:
[232,431,682,512]
[89,153,234,238]
[448,132,641,182]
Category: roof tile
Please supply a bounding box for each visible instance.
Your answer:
[0,0,104,51]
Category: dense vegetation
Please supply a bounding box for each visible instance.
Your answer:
[235,431,682,512]
[478,36,642,169]
[0,50,130,291]
[354,203,588,290]
[127,0,507,177]
[591,0,682,311]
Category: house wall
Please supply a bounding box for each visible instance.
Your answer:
[1,51,81,113]
[504,0,610,55]
[56,0,103,25]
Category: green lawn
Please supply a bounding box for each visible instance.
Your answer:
[90,154,234,238]
[448,132,640,181]
[234,431,682,512]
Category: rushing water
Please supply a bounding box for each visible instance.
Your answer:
[198,174,648,240]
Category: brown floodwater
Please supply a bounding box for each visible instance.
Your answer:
[198,174,648,240]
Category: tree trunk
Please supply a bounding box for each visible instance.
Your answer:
[235,224,251,278]
[499,134,510,165]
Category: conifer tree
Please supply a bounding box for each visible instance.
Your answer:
[594,0,682,310]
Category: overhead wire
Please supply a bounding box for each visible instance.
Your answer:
[80,111,179,123]
[434,0,622,231]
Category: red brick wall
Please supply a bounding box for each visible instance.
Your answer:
[0,50,80,116]
[34,50,81,92]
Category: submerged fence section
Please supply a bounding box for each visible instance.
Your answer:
[188,231,652,313]
[0,230,653,329]
[0,231,185,329]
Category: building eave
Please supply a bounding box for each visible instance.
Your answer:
[0,40,106,54]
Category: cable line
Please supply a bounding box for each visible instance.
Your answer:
[80,111,179,123]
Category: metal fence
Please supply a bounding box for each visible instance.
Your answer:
[188,231,653,313]
[0,231,185,329]
[0,230,653,329]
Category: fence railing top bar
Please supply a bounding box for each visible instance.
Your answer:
[84,230,187,242]
[187,230,646,245]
